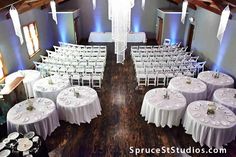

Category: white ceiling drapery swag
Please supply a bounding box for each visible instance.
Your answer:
[142,0,145,10]
[9,5,24,45]
[50,0,58,24]
[109,0,134,64]
[92,0,96,10]
[217,5,230,43]
[181,0,188,24]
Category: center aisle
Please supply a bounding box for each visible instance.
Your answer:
[46,42,214,157]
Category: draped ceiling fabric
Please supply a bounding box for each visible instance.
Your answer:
[217,5,230,43]
[181,0,188,24]
[50,0,58,24]
[109,0,134,64]
[9,5,24,45]
[142,0,145,10]
[92,0,96,10]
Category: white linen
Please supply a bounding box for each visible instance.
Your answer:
[33,76,70,103]
[168,76,207,105]
[57,86,102,125]
[213,88,236,114]
[5,70,41,98]
[7,98,60,139]
[88,32,147,43]
[198,71,234,100]
[183,100,236,148]
[141,88,187,128]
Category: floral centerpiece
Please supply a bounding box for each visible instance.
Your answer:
[26,99,35,111]
[207,103,217,115]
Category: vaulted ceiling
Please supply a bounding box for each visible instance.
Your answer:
[0,0,68,17]
[168,0,236,14]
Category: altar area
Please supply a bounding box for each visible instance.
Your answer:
[88,32,147,43]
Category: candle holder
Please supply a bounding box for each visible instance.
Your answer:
[207,103,217,115]
[163,90,170,99]
[213,70,220,79]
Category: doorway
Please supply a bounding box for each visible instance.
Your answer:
[157,17,163,45]
[187,24,195,51]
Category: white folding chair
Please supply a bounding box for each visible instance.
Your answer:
[71,74,80,86]
[92,74,102,88]
[137,74,147,86]
[157,73,166,86]
[82,75,91,87]
[147,74,156,86]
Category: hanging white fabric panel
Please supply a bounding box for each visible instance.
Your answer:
[142,0,145,10]
[50,0,58,24]
[9,5,24,45]
[92,0,96,10]
[181,0,188,24]
[109,0,134,64]
[217,5,230,43]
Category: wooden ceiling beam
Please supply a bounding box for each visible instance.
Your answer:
[188,0,222,14]
[211,0,225,11]
[222,0,236,7]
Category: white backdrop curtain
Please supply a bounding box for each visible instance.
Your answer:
[217,5,230,43]
[181,0,188,24]
[92,0,96,10]
[142,0,145,10]
[109,0,134,64]
[9,5,24,45]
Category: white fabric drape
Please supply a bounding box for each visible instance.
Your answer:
[50,0,58,24]
[92,0,96,10]
[217,5,230,43]
[142,0,145,10]
[109,0,134,64]
[181,0,188,24]
[9,5,24,45]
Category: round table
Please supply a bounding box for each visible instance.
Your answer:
[213,88,236,114]
[183,100,236,148]
[168,76,207,105]
[5,70,41,98]
[33,76,70,103]
[140,88,187,128]
[57,86,102,125]
[198,71,234,100]
[7,98,60,140]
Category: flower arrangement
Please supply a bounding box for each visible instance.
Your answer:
[48,77,53,85]
[74,88,80,98]
[213,70,220,79]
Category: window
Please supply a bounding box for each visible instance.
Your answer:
[23,22,40,57]
[0,53,4,79]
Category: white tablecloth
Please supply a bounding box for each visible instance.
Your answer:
[168,77,207,105]
[33,76,70,103]
[88,32,147,43]
[141,88,187,128]
[5,70,41,98]
[57,86,102,125]
[7,98,60,139]
[198,71,234,100]
[183,100,236,148]
[213,88,236,114]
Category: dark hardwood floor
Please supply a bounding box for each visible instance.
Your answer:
[45,41,236,157]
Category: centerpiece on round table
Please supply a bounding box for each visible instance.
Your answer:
[163,90,170,99]
[212,70,220,79]
[26,99,35,111]
[207,103,217,115]
[74,88,80,98]
[48,77,53,85]
[186,78,192,84]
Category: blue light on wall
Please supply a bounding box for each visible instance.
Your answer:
[213,39,229,71]
[10,36,25,70]
[57,16,68,43]
[169,15,180,45]
[132,16,140,32]
[93,5,102,32]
